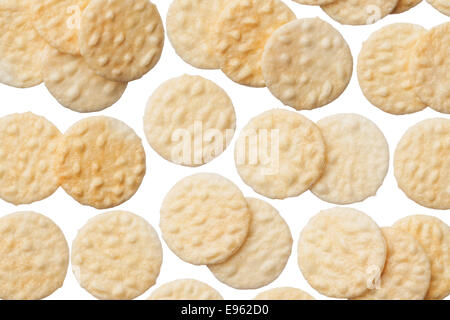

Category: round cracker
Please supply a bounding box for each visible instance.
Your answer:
[254,287,315,300]
[167,0,224,69]
[298,207,387,298]
[411,22,450,114]
[293,0,335,5]
[235,109,325,199]
[32,0,90,55]
[215,0,296,87]
[311,114,389,205]
[321,0,399,25]
[354,227,431,300]
[392,0,422,13]
[0,0,46,88]
[144,75,236,167]
[0,113,61,205]
[0,212,69,300]
[72,211,162,300]
[160,173,250,265]
[358,23,427,115]
[208,198,292,289]
[262,18,353,111]
[148,279,223,300]
[55,116,146,209]
[394,215,450,300]
[394,118,449,210]
[43,46,127,113]
[427,0,450,15]
[79,0,164,82]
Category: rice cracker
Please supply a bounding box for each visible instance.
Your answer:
[293,0,335,5]
[411,22,450,114]
[235,109,325,199]
[72,211,162,300]
[148,279,223,300]
[215,0,296,87]
[353,227,431,300]
[262,18,353,110]
[43,46,127,113]
[79,0,164,82]
[0,113,61,205]
[392,0,422,13]
[160,173,250,265]
[55,116,146,209]
[209,198,292,289]
[144,75,236,166]
[0,212,69,300]
[0,0,47,88]
[394,118,449,210]
[298,207,386,298]
[254,287,315,300]
[32,0,90,55]
[167,0,224,69]
[394,215,450,300]
[311,114,389,205]
[427,0,450,15]
[358,23,427,115]
[321,0,399,25]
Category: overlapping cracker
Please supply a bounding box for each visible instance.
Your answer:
[209,198,292,289]
[262,18,353,110]
[311,114,389,204]
[149,279,223,300]
[298,207,386,298]
[160,173,250,265]
[79,0,164,82]
[215,0,295,87]
[43,46,127,113]
[394,118,449,210]
[394,215,450,300]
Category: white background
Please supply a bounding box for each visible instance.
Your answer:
[1,1,448,300]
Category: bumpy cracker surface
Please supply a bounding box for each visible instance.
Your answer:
[394,215,450,300]
[392,0,422,13]
[394,118,449,210]
[293,0,335,5]
[254,287,315,300]
[321,0,399,25]
[411,22,450,114]
[160,173,250,265]
[311,114,389,205]
[167,0,224,69]
[149,279,223,300]
[209,198,292,289]
[215,0,296,87]
[0,212,69,300]
[56,116,146,209]
[144,75,236,167]
[262,18,353,110]
[43,47,127,113]
[427,0,450,15]
[0,113,61,205]
[79,0,164,82]
[354,227,431,300]
[358,23,427,115]
[32,0,90,55]
[235,109,325,199]
[0,0,47,88]
[298,207,386,298]
[72,211,162,300]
